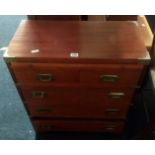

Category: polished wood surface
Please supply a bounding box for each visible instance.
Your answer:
[28,103,129,119]
[11,62,143,86]
[5,20,147,64]
[20,84,134,118]
[87,15,153,51]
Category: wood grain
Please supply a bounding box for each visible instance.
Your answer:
[11,62,143,86]
[5,20,147,64]
[4,19,150,134]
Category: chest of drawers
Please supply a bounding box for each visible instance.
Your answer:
[4,20,150,134]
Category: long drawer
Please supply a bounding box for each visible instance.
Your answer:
[11,63,143,86]
[27,102,129,119]
[20,85,134,118]
[32,119,124,133]
[20,85,134,105]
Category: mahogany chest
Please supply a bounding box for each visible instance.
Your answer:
[4,20,150,134]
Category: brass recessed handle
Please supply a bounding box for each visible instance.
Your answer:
[31,91,46,98]
[100,75,119,82]
[37,74,54,82]
[105,126,116,131]
[105,127,114,130]
[109,92,125,99]
[104,124,116,131]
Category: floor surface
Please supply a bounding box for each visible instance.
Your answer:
[0,15,35,140]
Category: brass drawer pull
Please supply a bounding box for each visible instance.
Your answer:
[37,74,54,82]
[36,108,51,112]
[105,124,116,130]
[105,127,114,130]
[109,92,125,99]
[100,75,119,82]
[105,126,116,131]
[31,91,46,98]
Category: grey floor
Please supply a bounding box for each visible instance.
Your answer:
[0,15,35,140]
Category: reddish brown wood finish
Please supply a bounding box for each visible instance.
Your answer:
[5,21,147,64]
[11,62,143,86]
[27,103,129,119]
[11,63,79,84]
[4,20,150,134]
[19,84,134,102]
[20,85,134,118]
[32,119,124,133]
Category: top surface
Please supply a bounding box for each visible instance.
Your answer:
[5,20,148,63]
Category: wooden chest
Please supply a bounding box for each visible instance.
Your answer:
[4,20,150,134]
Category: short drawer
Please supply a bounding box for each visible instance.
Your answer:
[79,64,143,86]
[20,85,81,104]
[32,119,124,133]
[11,63,79,84]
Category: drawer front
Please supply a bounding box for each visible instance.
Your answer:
[21,86,133,118]
[27,102,129,119]
[11,63,143,86]
[20,86,81,104]
[32,119,124,133]
[20,85,134,105]
[80,87,134,106]
[11,63,79,84]
[79,64,143,86]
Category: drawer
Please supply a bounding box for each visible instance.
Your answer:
[11,63,79,84]
[27,101,129,119]
[80,87,134,106]
[11,63,143,86]
[20,85,134,106]
[20,85,81,104]
[32,119,124,133]
[79,64,143,86]
[21,85,133,118]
